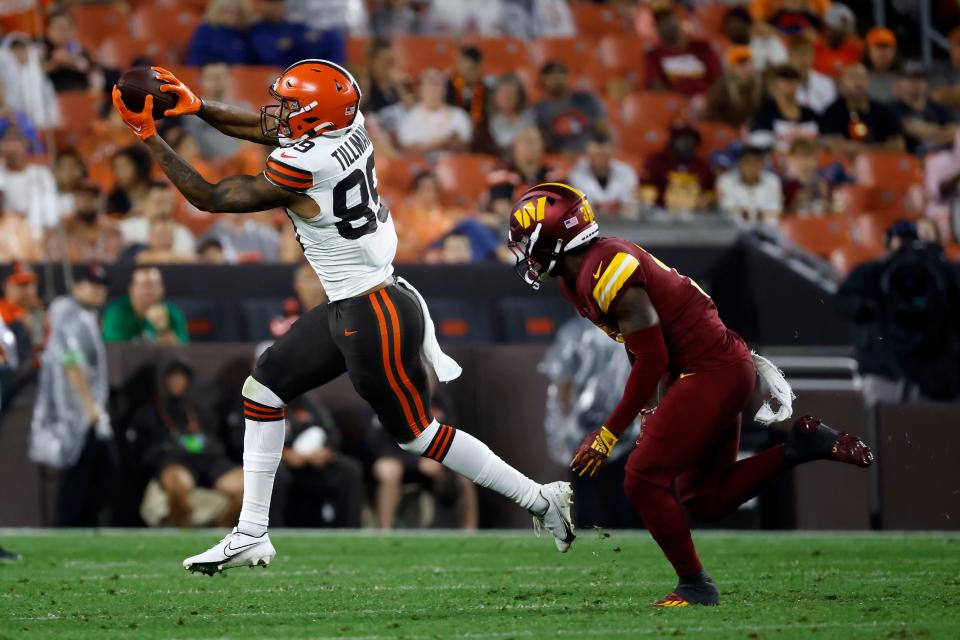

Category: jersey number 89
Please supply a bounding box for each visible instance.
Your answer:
[333,155,386,240]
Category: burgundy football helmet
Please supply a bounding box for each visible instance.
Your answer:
[507,182,599,289]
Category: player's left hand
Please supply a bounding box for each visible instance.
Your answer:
[111,85,157,141]
[570,426,618,477]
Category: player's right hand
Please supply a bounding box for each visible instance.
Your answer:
[152,66,202,117]
[570,426,618,477]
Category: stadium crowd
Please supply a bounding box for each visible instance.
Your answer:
[3,1,960,529]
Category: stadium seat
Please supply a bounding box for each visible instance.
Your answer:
[345,36,370,67]
[231,66,283,108]
[496,297,575,343]
[834,184,909,215]
[693,3,732,37]
[620,92,689,127]
[163,65,202,94]
[71,4,129,54]
[696,121,739,155]
[854,151,923,188]
[56,92,101,145]
[98,36,175,68]
[168,298,235,342]
[945,243,960,261]
[463,37,530,76]
[240,298,287,342]
[779,215,854,258]
[855,210,914,248]
[434,154,499,208]
[513,65,543,103]
[571,4,634,36]
[609,120,668,157]
[393,37,457,76]
[829,243,882,276]
[530,38,599,74]
[377,155,432,191]
[596,35,646,89]
[424,299,494,343]
[130,7,200,60]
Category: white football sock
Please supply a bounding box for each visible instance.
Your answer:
[237,376,285,537]
[400,420,548,513]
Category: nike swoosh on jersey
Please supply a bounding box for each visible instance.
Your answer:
[223,541,259,558]
[593,262,603,279]
[280,152,296,159]
[679,372,695,379]
[344,329,359,337]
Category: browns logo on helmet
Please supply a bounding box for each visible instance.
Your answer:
[507,182,599,290]
[261,59,362,144]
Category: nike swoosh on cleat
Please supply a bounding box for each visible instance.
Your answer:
[344,329,358,337]
[223,541,260,558]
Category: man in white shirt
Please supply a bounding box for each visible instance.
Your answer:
[0,130,58,231]
[568,132,638,219]
[789,34,837,115]
[396,69,472,153]
[119,182,197,258]
[717,146,783,225]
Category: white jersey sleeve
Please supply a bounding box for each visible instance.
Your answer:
[268,113,397,302]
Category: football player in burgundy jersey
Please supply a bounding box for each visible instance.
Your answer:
[508,182,874,607]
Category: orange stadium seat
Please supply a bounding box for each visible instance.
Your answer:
[231,66,283,108]
[945,243,960,261]
[571,4,634,36]
[620,92,689,127]
[854,151,923,188]
[696,121,739,155]
[345,36,370,67]
[834,184,909,215]
[393,37,458,76]
[71,4,128,54]
[164,65,202,92]
[513,65,543,103]
[434,153,499,208]
[98,36,176,68]
[130,6,200,57]
[530,38,599,74]
[609,121,668,158]
[693,3,732,38]
[830,243,882,276]
[377,155,432,191]
[463,37,530,77]
[855,210,914,247]
[779,215,853,258]
[56,91,102,146]
[597,35,646,70]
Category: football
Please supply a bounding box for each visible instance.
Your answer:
[116,67,177,120]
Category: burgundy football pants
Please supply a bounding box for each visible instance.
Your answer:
[623,357,793,578]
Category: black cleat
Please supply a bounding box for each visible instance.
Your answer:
[0,546,22,562]
[784,416,874,467]
[653,571,720,607]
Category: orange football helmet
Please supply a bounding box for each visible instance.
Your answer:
[260,59,362,143]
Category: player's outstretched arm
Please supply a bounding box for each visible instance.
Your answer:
[152,66,279,147]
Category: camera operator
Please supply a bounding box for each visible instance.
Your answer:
[835,221,960,405]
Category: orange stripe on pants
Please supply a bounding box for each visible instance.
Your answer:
[369,292,420,436]
[379,289,429,431]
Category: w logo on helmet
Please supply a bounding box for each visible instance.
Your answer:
[513,196,547,230]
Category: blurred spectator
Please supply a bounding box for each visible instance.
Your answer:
[446,46,488,128]
[717,146,783,225]
[197,238,226,264]
[371,0,425,36]
[286,0,370,35]
[723,6,787,71]
[0,129,59,229]
[437,231,474,264]
[812,4,862,79]
[368,380,477,529]
[428,219,502,264]
[0,33,60,130]
[789,33,837,115]
[42,10,101,92]
[249,0,344,68]
[120,182,197,259]
[394,171,459,262]
[44,179,123,262]
[0,262,44,365]
[891,62,958,156]
[130,356,242,528]
[863,27,900,103]
[533,61,606,153]
[29,264,116,526]
[568,131,638,219]
[501,0,575,39]
[186,0,254,67]
[201,214,281,263]
[422,0,504,37]
[643,124,715,211]
[820,63,905,154]
[750,65,820,151]
[781,138,831,216]
[0,313,18,412]
[360,38,403,114]
[835,221,960,404]
[182,62,252,161]
[106,145,153,216]
[102,266,189,344]
[396,69,472,153]
[476,73,534,155]
[130,217,197,264]
[52,149,87,219]
[923,130,960,241]
[931,27,960,114]
[486,126,563,221]
[644,4,722,97]
[704,46,764,129]
[0,192,40,261]
[268,264,326,338]
[766,0,823,36]
[0,81,42,153]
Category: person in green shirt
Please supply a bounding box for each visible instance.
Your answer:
[102,266,189,344]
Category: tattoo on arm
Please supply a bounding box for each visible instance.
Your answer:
[611,286,660,336]
[198,99,278,146]
[146,136,298,213]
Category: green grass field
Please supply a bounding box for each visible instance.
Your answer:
[1,530,958,639]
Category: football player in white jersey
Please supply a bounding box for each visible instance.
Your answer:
[112,60,574,574]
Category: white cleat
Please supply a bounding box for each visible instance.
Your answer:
[531,481,576,553]
[183,528,276,576]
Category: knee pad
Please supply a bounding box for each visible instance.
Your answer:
[397,420,440,455]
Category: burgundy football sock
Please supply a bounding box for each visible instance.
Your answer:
[686,445,794,522]
[625,470,703,578]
